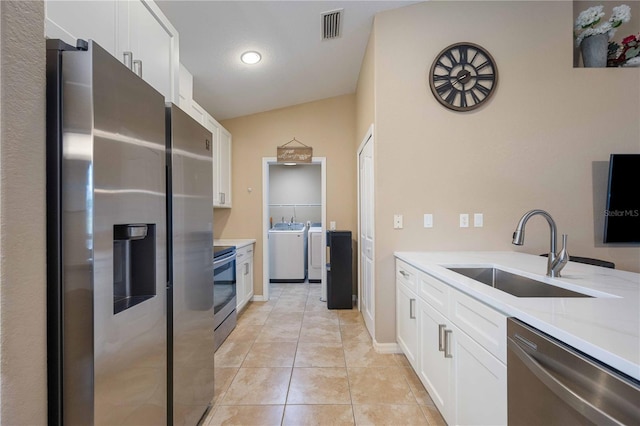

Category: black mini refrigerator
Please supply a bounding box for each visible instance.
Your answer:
[326,231,353,309]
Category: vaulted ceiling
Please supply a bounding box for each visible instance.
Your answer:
[156,1,419,120]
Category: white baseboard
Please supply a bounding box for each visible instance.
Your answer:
[251,295,268,302]
[373,340,402,354]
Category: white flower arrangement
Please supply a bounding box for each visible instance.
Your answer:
[575,4,632,47]
[623,56,640,66]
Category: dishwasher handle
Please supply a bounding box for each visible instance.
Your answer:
[507,337,623,426]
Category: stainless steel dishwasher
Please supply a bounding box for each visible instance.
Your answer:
[507,318,640,425]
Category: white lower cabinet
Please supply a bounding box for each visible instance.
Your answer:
[236,244,254,311]
[450,322,507,425]
[396,259,507,425]
[396,282,418,369]
[417,298,451,417]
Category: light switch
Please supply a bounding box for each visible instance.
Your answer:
[394,214,403,229]
[424,214,433,228]
[474,213,484,227]
[460,214,469,228]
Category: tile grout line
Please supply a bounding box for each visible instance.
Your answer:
[339,311,357,424]
[280,284,307,426]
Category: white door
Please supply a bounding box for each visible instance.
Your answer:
[450,323,507,426]
[397,283,418,369]
[218,129,232,207]
[417,299,451,420]
[358,130,375,337]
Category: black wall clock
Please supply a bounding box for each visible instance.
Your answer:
[429,42,498,112]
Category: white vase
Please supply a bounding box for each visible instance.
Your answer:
[580,34,608,68]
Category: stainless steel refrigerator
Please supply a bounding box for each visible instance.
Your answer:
[166,104,215,425]
[46,39,214,425]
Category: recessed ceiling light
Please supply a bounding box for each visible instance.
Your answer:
[241,51,261,65]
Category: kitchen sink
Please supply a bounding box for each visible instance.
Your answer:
[446,267,592,298]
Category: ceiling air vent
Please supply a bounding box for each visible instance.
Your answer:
[321,9,343,40]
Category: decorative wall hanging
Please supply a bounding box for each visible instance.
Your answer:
[429,42,498,112]
[277,138,313,163]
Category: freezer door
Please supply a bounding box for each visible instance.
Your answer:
[59,41,167,425]
[168,104,215,425]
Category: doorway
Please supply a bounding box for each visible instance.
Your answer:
[262,157,327,302]
[358,125,375,338]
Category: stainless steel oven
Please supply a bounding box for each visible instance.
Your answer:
[213,245,236,351]
[507,318,640,425]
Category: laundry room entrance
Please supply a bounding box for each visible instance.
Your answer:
[261,157,327,302]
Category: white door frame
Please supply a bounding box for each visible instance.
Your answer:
[357,124,375,335]
[261,157,327,301]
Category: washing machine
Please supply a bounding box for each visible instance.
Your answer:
[307,225,323,283]
[269,223,307,282]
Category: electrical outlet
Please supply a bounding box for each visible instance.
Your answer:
[329,221,336,230]
[460,213,469,228]
[394,214,403,229]
[424,214,433,228]
[474,213,483,227]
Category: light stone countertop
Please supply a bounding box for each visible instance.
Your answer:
[214,239,256,249]
[394,251,640,380]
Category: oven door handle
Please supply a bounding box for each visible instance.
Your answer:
[214,252,236,268]
[507,337,622,426]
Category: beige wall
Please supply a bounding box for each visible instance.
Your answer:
[0,1,48,423]
[219,94,357,296]
[356,28,376,146]
[370,1,640,344]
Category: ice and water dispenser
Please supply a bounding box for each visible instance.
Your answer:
[113,224,156,314]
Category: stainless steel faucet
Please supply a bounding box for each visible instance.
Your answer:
[512,209,569,277]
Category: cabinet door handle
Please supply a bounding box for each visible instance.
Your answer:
[409,298,416,319]
[438,324,446,352]
[245,263,249,275]
[123,51,133,69]
[219,192,225,204]
[444,329,453,358]
[399,270,410,278]
[133,59,142,78]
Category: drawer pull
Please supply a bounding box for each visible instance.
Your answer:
[399,270,410,278]
[409,298,416,319]
[438,324,446,351]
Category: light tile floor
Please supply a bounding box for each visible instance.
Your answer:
[204,283,447,426]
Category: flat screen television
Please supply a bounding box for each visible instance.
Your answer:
[603,154,640,243]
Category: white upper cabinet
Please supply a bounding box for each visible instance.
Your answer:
[177,63,233,209]
[204,114,232,209]
[190,101,206,127]
[217,128,232,208]
[45,0,179,102]
[117,1,178,102]
[178,63,193,111]
[45,1,118,53]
